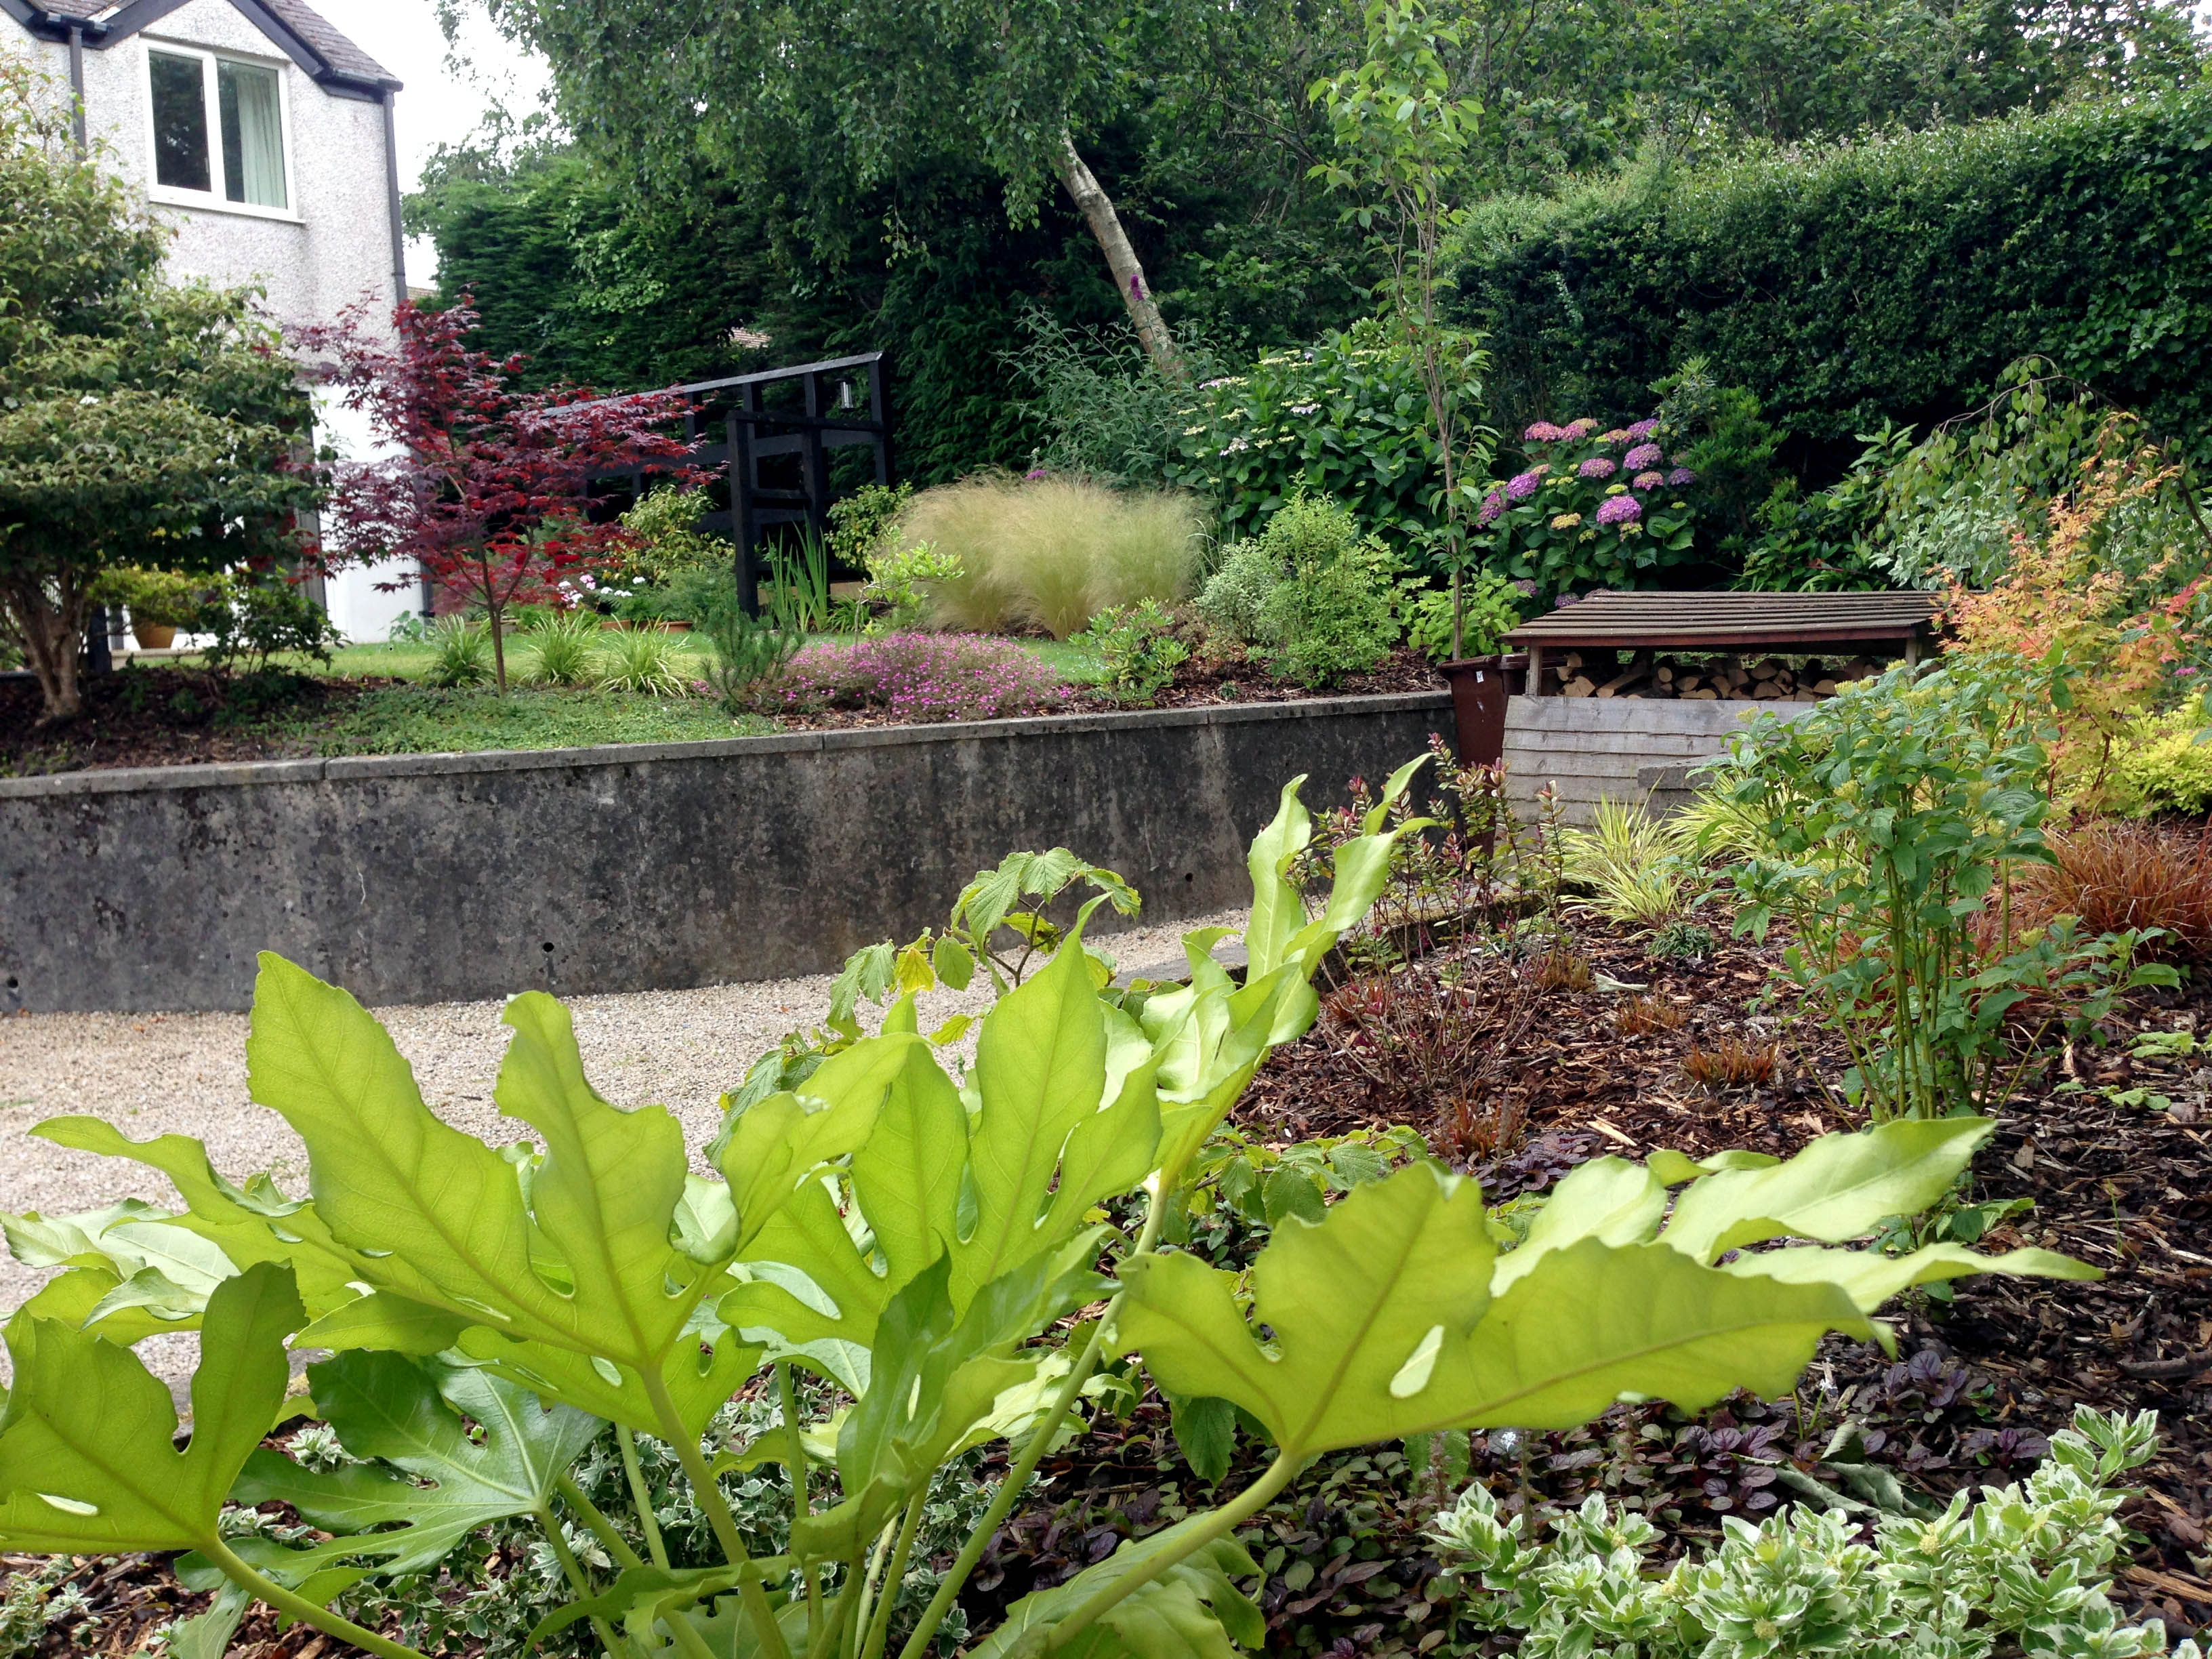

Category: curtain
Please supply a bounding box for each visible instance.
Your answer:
[218,61,287,208]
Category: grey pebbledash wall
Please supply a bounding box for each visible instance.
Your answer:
[0,693,1453,1014]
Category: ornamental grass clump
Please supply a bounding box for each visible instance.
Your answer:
[772,632,1070,722]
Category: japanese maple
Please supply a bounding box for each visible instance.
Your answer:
[298,298,694,690]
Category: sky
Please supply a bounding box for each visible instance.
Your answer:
[308,0,551,283]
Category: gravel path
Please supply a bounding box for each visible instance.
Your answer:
[0,909,1241,1395]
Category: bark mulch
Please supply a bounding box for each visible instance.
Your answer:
[0,668,369,775]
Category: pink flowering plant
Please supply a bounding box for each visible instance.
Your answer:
[762,632,1072,723]
[1472,415,1700,597]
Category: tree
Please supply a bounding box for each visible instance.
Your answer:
[298,298,693,692]
[0,63,319,722]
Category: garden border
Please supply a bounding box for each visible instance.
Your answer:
[1,691,1452,1013]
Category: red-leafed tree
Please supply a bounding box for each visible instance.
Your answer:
[296,298,695,691]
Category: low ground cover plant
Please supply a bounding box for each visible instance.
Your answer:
[764,631,1072,722]
[0,766,2094,1659]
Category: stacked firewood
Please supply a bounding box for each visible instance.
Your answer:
[1538,651,1889,699]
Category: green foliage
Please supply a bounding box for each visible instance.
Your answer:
[201,575,343,674]
[87,565,217,629]
[1559,800,1692,925]
[1257,535,1403,687]
[1737,424,1916,593]
[1708,657,2180,1119]
[908,475,1202,639]
[0,762,2104,1659]
[1168,319,1475,549]
[617,486,726,587]
[1430,1408,2198,1659]
[525,611,602,687]
[1011,313,1218,489]
[829,483,916,567]
[1652,359,1786,549]
[2105,704,2212,816]
[1645,920,1717,961]
[1456,89,2212,468]
[1475,417,1700,598]
[1195,546,1281,646]
[1401,573,1525,661]
[1076,600,1190,703]
[859,542,964,634]
[425,618,495,689]
[0,62,320,720]
[701,605,801,710]
[596,626,693,695]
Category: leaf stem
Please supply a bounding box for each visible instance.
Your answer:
[1038,1450,1301,1656]
[644,1368,791,1659]
[197,1535,433,1659]
[893,1192,1171,1659]
[556,1471,644,1571]
[851,1515,901,1659]
[860,1488,928,1659]
[617,1424,672,1571]
[777,1361,821,1650]
[535,1502,632,1659]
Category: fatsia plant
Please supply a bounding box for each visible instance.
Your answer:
[0,760,2089,1659]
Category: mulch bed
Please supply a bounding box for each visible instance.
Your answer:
[0,669,372,775]
[1143,645,1443,709]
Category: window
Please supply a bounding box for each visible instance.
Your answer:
[146,46,289,211]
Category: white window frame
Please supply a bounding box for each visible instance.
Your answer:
[141,37,302,224]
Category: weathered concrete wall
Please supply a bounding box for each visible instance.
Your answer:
[1502,695,1818,823]
[0,694,1452,1014]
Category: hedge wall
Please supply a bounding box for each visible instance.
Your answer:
[1452,89,2212,469]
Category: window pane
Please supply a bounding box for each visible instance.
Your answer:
[149,51,209,192]
[217,60,286,207]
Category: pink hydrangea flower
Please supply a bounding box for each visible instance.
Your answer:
[1595,495,1642,526]
[1624,443,1663,470]
[1523,421,1568,443]
[1578,456,1617,479]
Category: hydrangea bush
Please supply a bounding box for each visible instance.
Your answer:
[1431,1407,2200,1659]
[1474,417,1701,598]
[765,632,1071,722]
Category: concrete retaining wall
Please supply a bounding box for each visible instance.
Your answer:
[0,693,1452,1014]
[1502,695,1818,823]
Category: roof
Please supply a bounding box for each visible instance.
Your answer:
[1504,590,1942,651]
[4,0,400,93]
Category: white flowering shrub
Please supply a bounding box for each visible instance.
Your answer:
[1429,1408,2200,1659]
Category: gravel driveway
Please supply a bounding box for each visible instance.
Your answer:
[0,909,1240,1395]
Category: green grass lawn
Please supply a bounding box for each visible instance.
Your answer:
[193,630,1108,758]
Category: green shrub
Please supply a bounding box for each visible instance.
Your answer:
[1258,540,1401,685]
[597,625,692,695]
[1432,1407,2200,1659]
[1168,316,1483,548]
[424,616,494,687]
[1401,573,1525,661]
[1455,89,2212,463]
[1474,415,1700,596]
[908,473,1201,638]
[699,604,800,711]
[1074,599,1189,703]
[1010,310,1216,489]
[1195,542,1281,644]
[2106,705,2212,817]
[200,575,341,673]
[859,541,963,633]
[525,611,602,686]
[88,565,218,629]
[617,485,726,585]
[827,481,915,566]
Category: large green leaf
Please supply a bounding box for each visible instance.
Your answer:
[245,955,753,1436]
[967,1530,1263,1659]
[230,1351,602,1593]
[1489,1156,1666,1294]
[1723,1240,2097,1309]
[718,1036,920,1252]
[1118,1164,1870,1454]
[0,1261,302,1553]
[1660,1118,1996,1263]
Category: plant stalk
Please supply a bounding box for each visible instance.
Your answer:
[860,1488,930,1659]
[777,1361,821,1650]
[617,1425,673,1571]
[535,1501,634,1659]
[198,1534,434,1659]
[644,1369,792,1659]
[556,1471,645,1571]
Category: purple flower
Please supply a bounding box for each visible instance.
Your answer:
[1595,495,1642,527]
[1598,428,1633,445]
[1624,443,1663,470]
[1666,467,1697,486]
[1523,421,1568,443]
[1626,418,1659,440]
[776,633,1070,722]
[1563,417,1599,438]
[1506,468,1544,501]
[1477,491,1505,525]
[1578,456,1617,479]
[1510,579,1538,596]
[1633,470,1666,489]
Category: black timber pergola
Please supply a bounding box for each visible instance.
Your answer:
[596,352,893,615]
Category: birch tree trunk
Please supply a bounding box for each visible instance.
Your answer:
[1050,128,1181,379]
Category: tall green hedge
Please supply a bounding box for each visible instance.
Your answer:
[1452,88,2212,466]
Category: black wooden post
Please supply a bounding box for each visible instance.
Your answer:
[868,356,893,487]
[801,371,830,545]
[727,400,760,617]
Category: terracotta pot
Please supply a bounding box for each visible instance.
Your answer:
[132,621,178,650]
[1435,653,1524,766]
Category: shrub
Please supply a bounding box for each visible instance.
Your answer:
[87,565,218,630]
[1472,415,1700,598]
[826,480,914,566]
[770,632,1070,722]
[2102,703,2212,818]
[596,625,691,695]
[525,610,601,686]
[1401,572,1526,662]
[906,474,1201,638]
[1454,89,2212,463]
[1197,544,1283,644]
[859,541,964,633]
[424,617,494,687]
[2015,818,2212,964]
[1431,1408,2200,1659]
[202,574,342,673]
[1075,600,1189,703]
[1167,316,1482,548]
[616,484,726,586]
[1257,548,1401,685]
[1009,310,1216,489]
[699,600,801,712]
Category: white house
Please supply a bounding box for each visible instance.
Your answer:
[1,0,422,641]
